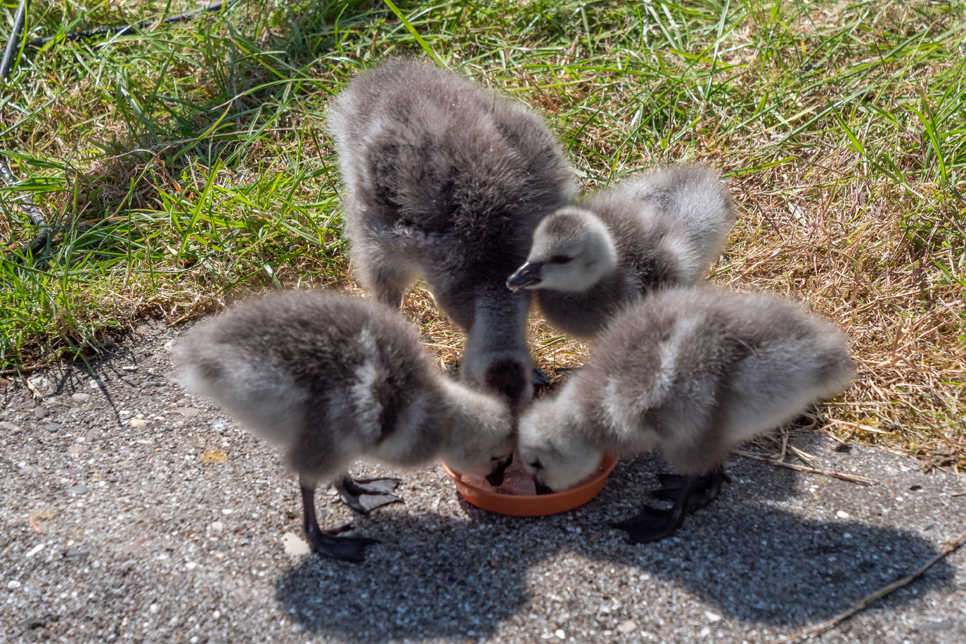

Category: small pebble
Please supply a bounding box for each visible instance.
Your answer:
[122,365,138,372]
[554,629,565,639]
[918,620,955,631]
[70,393,91,402]
[45,423,62,433]
[63,549,90,559]
[29,376,49,390]
[0,421,22,433]
[617,619,637,633]
[67,485,89,495]
[705,611,722,622]
[283,532,310,555]
[836,511,850,519]
[141,381,163,389]
[64,468,82,476]
[33,407,47,419]
[173,407,200,417]
[7,580,21,589]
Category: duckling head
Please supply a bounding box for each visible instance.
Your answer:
[439,378,517,485]
[518,393,602,493]
[507,208,618,294]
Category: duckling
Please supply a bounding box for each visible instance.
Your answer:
[507,164,735,339]
[328,59,576,410]
[173,291,515,562]
[518,287,854,543]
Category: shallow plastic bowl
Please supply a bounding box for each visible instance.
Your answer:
[441,453,619,517]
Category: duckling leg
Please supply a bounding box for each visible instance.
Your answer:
[335,476,403,514]
[300,482,377,562]
[610,473,705,544]
[649,468,731,511]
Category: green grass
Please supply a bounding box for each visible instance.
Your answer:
[1,0,964,465]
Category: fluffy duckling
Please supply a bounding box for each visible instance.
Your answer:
[507,164,735,339]
[328,59,576,410]
[173,291,515,562]
[518,287,854,543]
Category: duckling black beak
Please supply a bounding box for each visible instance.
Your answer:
[506,262,542,292]
[486,453,513,487]
[534,479,555,495]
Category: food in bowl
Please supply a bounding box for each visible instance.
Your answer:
[442,452,618,517]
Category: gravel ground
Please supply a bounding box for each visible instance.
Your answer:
[1,318,964,644]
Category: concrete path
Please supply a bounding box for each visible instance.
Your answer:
[1,319,964,643]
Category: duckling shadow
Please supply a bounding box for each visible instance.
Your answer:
[277,456,955,639]
[276,512,550,642]
[603,508,954,625]
[586,455,956,626]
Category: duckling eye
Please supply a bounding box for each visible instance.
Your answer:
[550,255,571,265]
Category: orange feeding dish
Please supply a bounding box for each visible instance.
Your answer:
[441,453,619,517]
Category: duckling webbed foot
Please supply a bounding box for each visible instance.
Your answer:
[610,504,686,544]
[305,526,378,563]
[301,483,377,563]
[336,476,403,514]
[532,367,551,388]
[649,468,730,512]
[612,472,707,543]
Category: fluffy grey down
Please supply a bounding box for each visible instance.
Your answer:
[173,290,515,488]
[328,58,576,409]
[519,286,855,492]
[509,164,735,339]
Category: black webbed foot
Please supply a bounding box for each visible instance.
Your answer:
[612,471,721,544]
[305,529,378,563]
[301,481,378,563]
[336,477,403,514]
[532,366,551,388]
[649,469,730,512]
[610,504,686,544]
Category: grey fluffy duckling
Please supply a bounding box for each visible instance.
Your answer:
[518,287,854,543]
[507,164,735,339]
[174,291,515,562]
[328,59,576,409]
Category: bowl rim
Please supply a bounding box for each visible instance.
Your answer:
[440,452,619,515]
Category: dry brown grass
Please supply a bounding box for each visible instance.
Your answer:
[3,0,963,471]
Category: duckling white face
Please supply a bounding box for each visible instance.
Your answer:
[507,208,618,294]
[518,394,602,492]
[439,379,516,482]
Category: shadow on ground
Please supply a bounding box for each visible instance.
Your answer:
[276,456,954,642]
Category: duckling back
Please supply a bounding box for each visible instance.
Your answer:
[616,164,736,281]
[569,287,854,474]
[174,291,450,482]
[329,59,574,305]
[527,164,735,339]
